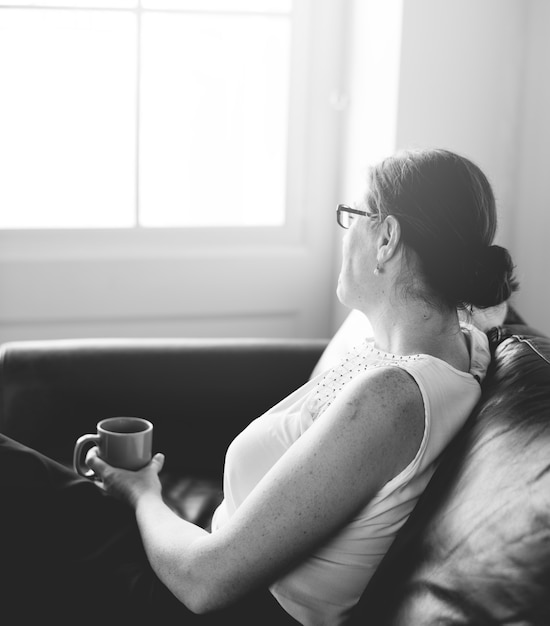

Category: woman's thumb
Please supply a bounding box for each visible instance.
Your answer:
[152,452,165,472]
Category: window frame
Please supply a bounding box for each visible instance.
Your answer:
[0,0,318,260]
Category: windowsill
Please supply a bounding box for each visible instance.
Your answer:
[0,223,307,261]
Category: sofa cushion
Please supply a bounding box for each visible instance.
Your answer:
[161,472,223,532]
[349,324,550,624]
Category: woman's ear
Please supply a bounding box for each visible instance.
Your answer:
[376,215,401,265]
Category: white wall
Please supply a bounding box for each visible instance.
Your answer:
[330,0,404,333]
[392,0,550,334]
[514,0,550,334]
[339,0,549,334]
[395,0,526,252]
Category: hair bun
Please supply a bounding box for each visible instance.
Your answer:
[461,244,519,308]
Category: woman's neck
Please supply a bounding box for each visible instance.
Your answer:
[365,298,470,370]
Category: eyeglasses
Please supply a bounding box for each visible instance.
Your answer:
[336,203,378,229]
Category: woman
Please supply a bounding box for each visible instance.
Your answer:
[1,148,517,625]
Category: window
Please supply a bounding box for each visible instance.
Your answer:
[0,0,294,229]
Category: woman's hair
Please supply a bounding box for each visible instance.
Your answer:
[366,148,519,309]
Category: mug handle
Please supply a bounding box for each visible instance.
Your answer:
[73,434,100,478]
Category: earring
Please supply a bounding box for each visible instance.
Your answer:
[374,262,381,276]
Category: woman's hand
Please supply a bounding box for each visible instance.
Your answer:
[86,447,165,509]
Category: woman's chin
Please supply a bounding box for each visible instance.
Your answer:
[336,283,350,308]
[336,281,344,302]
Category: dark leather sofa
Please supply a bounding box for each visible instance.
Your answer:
[1,309,549,624]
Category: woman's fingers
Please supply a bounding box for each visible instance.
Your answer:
[85,447,110,478]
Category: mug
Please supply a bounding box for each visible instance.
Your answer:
[73,416,153,478]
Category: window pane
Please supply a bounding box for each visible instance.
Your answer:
[1,1,137,7]
[139,13,290,227]
[0,10,137,228]
[142,0,292,14]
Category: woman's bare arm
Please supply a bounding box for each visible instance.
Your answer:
[90,365,424,614]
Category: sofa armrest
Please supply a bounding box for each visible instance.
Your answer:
[0,337,327,476]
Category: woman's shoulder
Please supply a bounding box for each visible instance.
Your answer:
[348,363,423,398]
[322,365,426,485]
[328,365,425,440]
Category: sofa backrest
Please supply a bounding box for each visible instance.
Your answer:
[350,324,550,624]
[0,338,326,474]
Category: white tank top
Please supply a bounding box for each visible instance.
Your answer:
[211,323,490,625]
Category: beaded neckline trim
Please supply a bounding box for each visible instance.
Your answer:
[309,341,424,412]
